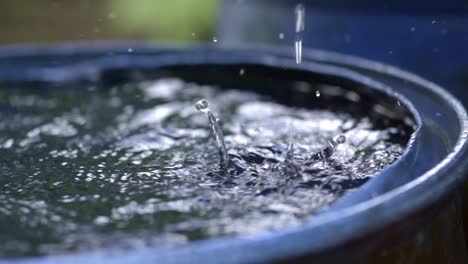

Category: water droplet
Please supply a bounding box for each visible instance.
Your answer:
[397,101,401,106]
[195,99,210,113]
[213,37,218,43]
[279,33,284,39]
[410,26,416,32]
[432,20,436,24]
[315,90,321,97]
[333,134,346,145]
[191,32,196,37]
[127,48,133,53]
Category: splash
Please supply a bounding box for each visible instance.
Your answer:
[195,99,230,169]
[305,134,346,164]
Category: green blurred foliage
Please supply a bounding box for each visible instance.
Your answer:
[109,0,218,42]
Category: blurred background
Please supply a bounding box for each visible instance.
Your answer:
[0,0,467,104]
[0,0,218,44]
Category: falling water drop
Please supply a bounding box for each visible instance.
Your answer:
[195,99,230,169]
[213,37,218,43]
[279,33,285,40]
[195,99,209,113]
[315,90,321,97]
[295,4,305,64]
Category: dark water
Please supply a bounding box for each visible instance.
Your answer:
[0,78,412,257]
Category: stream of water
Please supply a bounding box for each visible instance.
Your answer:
[295,4,305,64]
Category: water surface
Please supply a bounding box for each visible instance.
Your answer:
[0,78,412,257]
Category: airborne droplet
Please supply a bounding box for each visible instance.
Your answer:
[195,99,210,113]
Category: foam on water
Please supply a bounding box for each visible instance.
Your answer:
[0,78,412,257]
